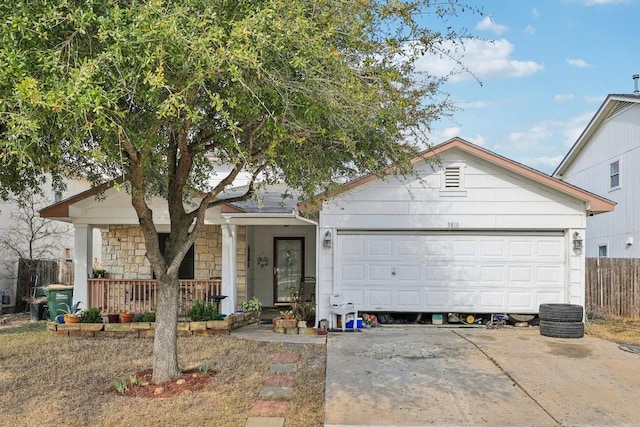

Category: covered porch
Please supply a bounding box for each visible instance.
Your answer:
[40,182,318,317]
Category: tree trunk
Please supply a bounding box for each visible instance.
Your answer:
[152,273,181,384]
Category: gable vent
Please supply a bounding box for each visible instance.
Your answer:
[444,166,461,188]
[606,101,635,121]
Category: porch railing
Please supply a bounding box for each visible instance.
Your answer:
[88,279,222,315]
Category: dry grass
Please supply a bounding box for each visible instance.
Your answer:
[0,316,325,427]
[586,315,640,345]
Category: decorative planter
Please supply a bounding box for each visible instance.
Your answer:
[105,313,119,323]
[119,312,134,323]
[63,315,80,324]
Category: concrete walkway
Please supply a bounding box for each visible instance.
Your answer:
[324,325,640,426]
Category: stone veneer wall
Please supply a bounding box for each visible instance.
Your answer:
[101,225,246,308]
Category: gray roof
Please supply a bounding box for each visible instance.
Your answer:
[220,183,303,213]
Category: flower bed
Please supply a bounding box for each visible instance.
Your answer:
[47,312,256,337]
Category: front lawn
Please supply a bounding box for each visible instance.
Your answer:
[0,316,325,426]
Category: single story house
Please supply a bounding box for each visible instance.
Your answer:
[41,138,614,323]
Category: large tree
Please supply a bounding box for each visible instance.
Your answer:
[0,0,477,382]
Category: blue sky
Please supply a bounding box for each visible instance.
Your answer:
[418,0,640,174]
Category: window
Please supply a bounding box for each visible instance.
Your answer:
[156,233,195,279]
[610,160,620,189]
[598,245,608,258]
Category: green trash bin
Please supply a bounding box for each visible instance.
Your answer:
[44,285,74,320]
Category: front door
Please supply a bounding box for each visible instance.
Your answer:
[274,237,304,304]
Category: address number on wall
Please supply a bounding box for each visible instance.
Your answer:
[447,222,460,229]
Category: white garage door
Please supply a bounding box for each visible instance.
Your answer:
[337,231,567,313]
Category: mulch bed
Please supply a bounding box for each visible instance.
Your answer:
[108,368,217,398]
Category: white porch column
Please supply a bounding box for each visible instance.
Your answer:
[73,224,93,306]
[221,223,237,315]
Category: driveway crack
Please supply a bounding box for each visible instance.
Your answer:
[453,330,562,426]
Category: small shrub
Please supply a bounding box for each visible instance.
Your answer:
[80,307,103,323]
[199,364,210,374]
[112,379,128,394]
[188,300,218,321]
[132,311,156,322]
[129,375,140,386]
[241,297,262,318]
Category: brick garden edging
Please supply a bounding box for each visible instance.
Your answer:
[47,312,256,337]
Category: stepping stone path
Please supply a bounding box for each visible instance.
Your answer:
[245,351,300,427]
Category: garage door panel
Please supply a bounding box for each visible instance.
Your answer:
[538,240,562,257]
[453,240,476,256]
[424,291,449,309]
[369,290,393,306]
[481,240,505,256]
[481,266,505,282]
[508,292,533,309]
[509,241,533,256]
[337,232,566,313]
[370,265,393,280]
[397,291,422,308]
[450,291,477,309]
[342,239,365,256]
[480,292,504,309]
[509,266,532,282]
[397,266,421,281]
[341,264,365,281]
[397,239,421,256]
[370,239,393,256]
[537,266,562,283]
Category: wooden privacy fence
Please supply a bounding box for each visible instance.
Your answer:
[16,258,74,311]
[586,258,640,319]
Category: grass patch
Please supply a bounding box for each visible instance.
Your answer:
[586,315,640,345]
[0,315,325,426]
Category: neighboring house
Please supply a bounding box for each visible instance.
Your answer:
[0,176,101,312]
[41,138,613,323]
[553,91,640,258]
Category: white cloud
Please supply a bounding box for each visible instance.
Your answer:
[581,0,629,5]
[532,8,539,18]
[432,126,461,142]
[584,95,606,103]
[455,100,491,109]
[476,16,508,35]
[561,111,594,146]
[466,134,487,147]
[554,94,575,103]
[416,38,544,83]
[523,25,536,35]
[566,58,590,68]
[517,155,565,173]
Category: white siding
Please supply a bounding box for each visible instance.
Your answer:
[561,105,640,257]
[317,149,587,321]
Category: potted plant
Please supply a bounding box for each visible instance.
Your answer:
[119,311,134,323]
[61,302,83,324]
[241,297,262,320]
[92,269,107,278]
[280,309,295,320]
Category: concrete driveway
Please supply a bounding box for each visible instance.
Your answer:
[324,325,640,426]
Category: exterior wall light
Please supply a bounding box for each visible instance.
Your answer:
[323,230,332,248]
[573,231,583,251]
